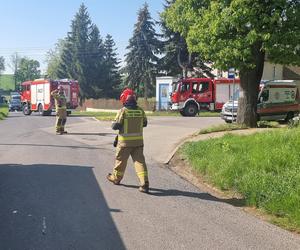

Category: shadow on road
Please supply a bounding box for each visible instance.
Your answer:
[120,184,246,207]
[0,164,125,250]
[0,143,108,150]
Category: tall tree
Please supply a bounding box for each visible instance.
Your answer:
[0,56,5,76]
[53,3,106,101]
[57,38,77,79]
[46,39,67,79]
[9,53,20,90]
[103,34,121,97]
[16,57,41,83]
[62,3,93,100]
[159,0,197,77]
[164,0,300,127]
[86,24,106,98]
[124,3,160,99]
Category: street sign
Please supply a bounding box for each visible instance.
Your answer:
[228,68,235,79]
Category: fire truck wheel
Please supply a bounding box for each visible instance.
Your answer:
[23,104,32,116]
[285,112,294,123]
[183,103,198,117]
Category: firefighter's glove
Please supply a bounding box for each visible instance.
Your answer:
[113,135,118,147]
[111,122,122,130]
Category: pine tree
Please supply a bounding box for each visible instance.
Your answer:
[52,3,109,101]
[71,3,93,100]
[86,24,106,98]
[124,3,160,99]
[103,34,121,98]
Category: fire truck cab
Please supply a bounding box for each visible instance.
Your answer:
[20,79,79,116]
[170,78,240,116]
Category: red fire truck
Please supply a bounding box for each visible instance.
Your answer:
[20,79,79,116]
[170,77,240,116]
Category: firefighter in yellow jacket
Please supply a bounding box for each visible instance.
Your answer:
[51,85,67,135]
[107,90,149,193]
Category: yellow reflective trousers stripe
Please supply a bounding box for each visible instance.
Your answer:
[113,170,124,177]
[118,136,143,141]
[137,171,148,177]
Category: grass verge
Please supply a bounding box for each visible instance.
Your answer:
[0,104,9,120]
[198,123,248,134]
[198,121,280,134]
[181,127,300,232]
[71,111,116,121]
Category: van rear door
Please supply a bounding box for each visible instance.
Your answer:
[257,81,299,121]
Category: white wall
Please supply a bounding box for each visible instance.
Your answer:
[262,62,283,80]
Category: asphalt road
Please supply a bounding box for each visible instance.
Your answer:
[0,112,299,250]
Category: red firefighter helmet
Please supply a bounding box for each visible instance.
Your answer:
[120,88,135,104]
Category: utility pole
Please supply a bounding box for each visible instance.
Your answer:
[14,53,18,91]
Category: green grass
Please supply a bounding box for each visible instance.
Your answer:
[198,121,280,134]
[0,104,9,120]
[199,123,248,134]
[0,74,14,90]
[199,111,220,117]
[72,110,220,120]
[181,127,300,231]
[72,111,117,121]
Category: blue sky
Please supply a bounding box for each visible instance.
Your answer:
[0,0,165,73]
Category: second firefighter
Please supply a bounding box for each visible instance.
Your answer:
[51,85,67,135]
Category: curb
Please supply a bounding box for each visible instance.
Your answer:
[163,128,273,165]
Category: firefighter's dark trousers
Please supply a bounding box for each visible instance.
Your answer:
[112,146,149,186]
[56,109,67,133]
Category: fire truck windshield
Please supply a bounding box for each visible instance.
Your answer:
[172,82,179,92]
[180,83,190,92]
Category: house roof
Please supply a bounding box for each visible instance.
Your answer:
[283,66,300,80]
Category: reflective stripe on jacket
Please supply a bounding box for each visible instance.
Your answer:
[116,107,146,147]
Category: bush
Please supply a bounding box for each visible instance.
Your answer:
[0,104,8,120]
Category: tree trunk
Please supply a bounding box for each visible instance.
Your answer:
[177,50,187,78]
[186,53,193,77]
[144,78,148,100]
[237,43,265,127]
